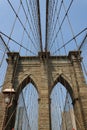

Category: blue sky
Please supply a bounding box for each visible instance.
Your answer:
[0,0,87,54]
[0,1,87,129]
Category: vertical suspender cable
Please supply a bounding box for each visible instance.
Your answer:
[45,0,49,52]
[37,0,43,52]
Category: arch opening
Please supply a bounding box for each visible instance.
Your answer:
[14,83,39,130]
[50,75,73,99]
[50,81,77,130]
[16,75,39,99]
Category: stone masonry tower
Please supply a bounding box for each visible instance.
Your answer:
[0,51,87,130]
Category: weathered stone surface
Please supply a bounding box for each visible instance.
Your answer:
[0,51,87,130]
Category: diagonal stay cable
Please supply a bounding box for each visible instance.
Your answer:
[47,0,55,47]
[0,35,10,67]
[20,0,39,49]
[52,28,87,55]
[25,0,37,38]
[0,3,21,67]
[0,31,37,55]
[49,0,56,30]
[58,18,67,55]
[21,91,31,130]
[63,1,78,48]
[49,0,63,48]
[63,2,87,77]
[37,0,43,52]
[48,0,63,49]
[0,35,10,52]
[19,13,28,53]
[45,0,49,51]
[50,0,59,34]
[7,1,22,46]
[78,34,87,50]
[26,0,41,51]
[49,0,74,51]
[25,0,39,47]
[20,0,40,51]
[7,0,38,51]
[29,0,40,44]
[33,0,41,50]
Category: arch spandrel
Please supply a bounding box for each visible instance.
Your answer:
[50,73,74,100]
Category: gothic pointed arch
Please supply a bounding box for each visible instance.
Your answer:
[50,73,74,100]
[15,74,39,101]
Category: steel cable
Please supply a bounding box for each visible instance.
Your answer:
[49,0,74,51]
[7,0,38,52]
